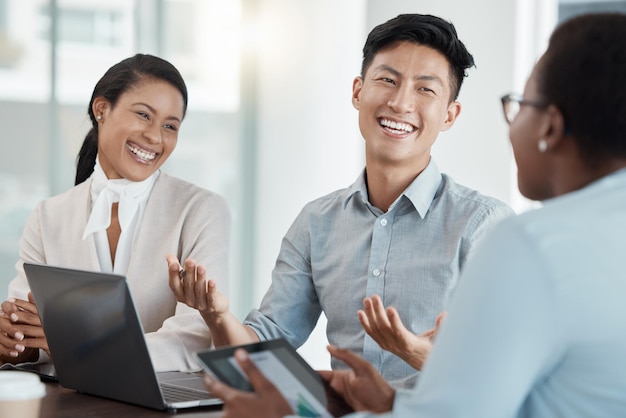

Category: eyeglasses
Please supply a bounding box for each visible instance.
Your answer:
[500,93,548,124]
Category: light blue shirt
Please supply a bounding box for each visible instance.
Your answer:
[245,160,513,386]
[349,168,626,417]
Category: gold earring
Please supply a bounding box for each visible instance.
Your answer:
[538,139,548,153]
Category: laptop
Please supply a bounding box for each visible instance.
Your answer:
[23,262,223,411]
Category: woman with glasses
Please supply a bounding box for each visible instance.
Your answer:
[204,13,626,418]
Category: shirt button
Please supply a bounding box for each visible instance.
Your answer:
[372,268,381,277]
[380,219,388,226]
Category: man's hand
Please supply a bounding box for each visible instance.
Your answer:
[0,294,48,363]
[204,349,294,418]
[358,294,446,370]
[166,254,229,318]
[319,345,395,413]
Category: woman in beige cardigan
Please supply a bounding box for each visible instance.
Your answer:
[0,54,230,372]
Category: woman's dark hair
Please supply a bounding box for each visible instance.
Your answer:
[75,54,188,185]
[538,13,626,165]
[361,14,475,101]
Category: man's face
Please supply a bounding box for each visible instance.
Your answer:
[352,41,460,171]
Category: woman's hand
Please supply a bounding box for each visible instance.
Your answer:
[166,254,229,318]
[0,294,48,363]
[166,254,259,347]
[204,349,294,418]
[320,345,395,413]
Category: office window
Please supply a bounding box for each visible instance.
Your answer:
[38,6,125,46]
[0,2,19,70]
[559,0,626,21]
[0,0,7,28]
[163,1,195,55]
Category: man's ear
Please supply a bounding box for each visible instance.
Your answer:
[440,101,462,132]
[352,76,363,110]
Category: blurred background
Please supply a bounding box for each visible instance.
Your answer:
[1,0,624,368]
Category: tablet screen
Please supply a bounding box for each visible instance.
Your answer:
[196,339,351,417]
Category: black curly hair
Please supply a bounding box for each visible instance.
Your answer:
[537,13,626,165]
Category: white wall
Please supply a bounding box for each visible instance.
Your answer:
[249,0,366,368]
[252,0,366,302]
[251,0,520,369]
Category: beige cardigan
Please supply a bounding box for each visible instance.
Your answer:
[9,172,230,372]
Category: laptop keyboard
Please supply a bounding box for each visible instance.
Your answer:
[160,382,213,403]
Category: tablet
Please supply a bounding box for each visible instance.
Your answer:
[196,338,352,417]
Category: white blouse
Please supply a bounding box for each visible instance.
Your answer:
[82,158,158,275]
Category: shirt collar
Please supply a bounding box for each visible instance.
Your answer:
[343,159,442,218]
[401,159,442,218]
[344,169,369,208]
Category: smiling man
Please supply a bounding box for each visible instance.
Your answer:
[168,13,514,389]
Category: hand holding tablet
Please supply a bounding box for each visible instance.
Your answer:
[196,339,353,417]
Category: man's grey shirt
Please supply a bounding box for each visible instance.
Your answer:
[244,160,514,386]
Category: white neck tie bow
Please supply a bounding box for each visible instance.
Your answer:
[82,160,156,240]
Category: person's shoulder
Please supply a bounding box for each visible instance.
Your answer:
[439,173,511,211]
[286,186,355,234]
[156,173,225,199]
[153,173,229,211]
[300,185,353,213]
[36,180,90,210]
